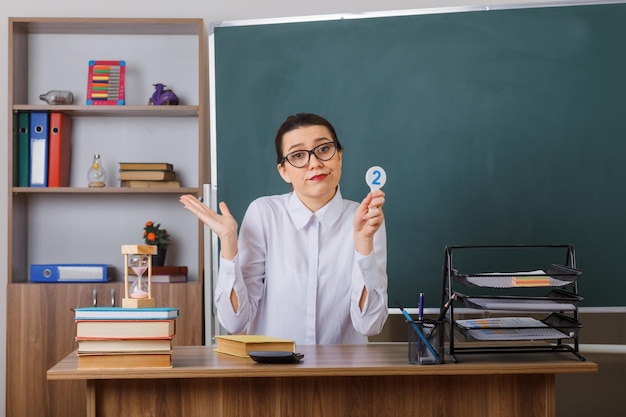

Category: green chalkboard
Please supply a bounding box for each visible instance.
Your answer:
[213,3,626,308]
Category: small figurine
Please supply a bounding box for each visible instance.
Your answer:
[148,83,179,105]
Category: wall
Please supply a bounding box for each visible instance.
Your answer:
[0,1,615,417]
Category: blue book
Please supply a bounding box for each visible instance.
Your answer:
[74,307,179,320]
[29,111,49,187]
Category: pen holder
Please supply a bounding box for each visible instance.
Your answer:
[407,319,444,365]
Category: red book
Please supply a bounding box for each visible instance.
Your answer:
[128,265,188,276]
[47,112,72,187]
[152,266,188,276]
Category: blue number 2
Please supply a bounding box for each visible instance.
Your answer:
[372,170,381,185]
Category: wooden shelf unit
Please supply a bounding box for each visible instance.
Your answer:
[6,17,209,417]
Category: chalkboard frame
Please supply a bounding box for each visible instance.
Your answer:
[209,1,626,309]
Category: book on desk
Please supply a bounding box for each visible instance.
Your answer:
[77,351,172,369]
[76,319,176,339]
[214,335,295,358]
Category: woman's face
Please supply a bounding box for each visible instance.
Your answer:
[277,125,342,211]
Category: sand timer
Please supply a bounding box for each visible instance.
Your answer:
[122,245,157,308]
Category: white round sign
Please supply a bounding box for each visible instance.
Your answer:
[365,166,387,192]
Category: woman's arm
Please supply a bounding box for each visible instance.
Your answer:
[350,221,389,336]
[350,190,389,335]
[179,195,240,312]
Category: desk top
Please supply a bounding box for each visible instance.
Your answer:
[47,343,597,380]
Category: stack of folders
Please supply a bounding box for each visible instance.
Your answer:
[118,162,180,188]
[128,265,188,283]
[14,111,73,188]
[74,307,179,369]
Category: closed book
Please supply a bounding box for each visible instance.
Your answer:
[152,265,189,275]
[121,180,181,188]
[16,111,30,187]
[118,170,176,181]
[214,335,296,358]
[129,266,188,276]
[150,274,188,283]
[77,337,173,353]
[76,319,176,339]
[47,112,72,187]
[77,352,172,369]
[29,111,49,187]
[119,162,173,171]
[74,307,179,320]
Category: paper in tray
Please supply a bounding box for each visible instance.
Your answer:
[453,264,581,288]
[456,289,582,312]
[454,313,582,341]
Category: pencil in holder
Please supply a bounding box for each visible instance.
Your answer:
[407,319,444,365]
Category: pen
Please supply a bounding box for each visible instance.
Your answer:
[436,292,457,322]
[418,292,424,321]
[417,293,424,359]
[395,300,441,363]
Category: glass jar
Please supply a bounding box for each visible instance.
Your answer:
[87,154,106,187]
[39,90,74,105]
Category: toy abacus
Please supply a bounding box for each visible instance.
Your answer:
[86,60,126,105]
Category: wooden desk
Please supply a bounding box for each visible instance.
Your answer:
[47,344,597,417]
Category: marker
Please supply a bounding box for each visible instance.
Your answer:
[417,293,424,360]
[395,300,441,363]
[365,166,387,193]
[418,292,424,321]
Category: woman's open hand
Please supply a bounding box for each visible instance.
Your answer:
[179,195,238,259]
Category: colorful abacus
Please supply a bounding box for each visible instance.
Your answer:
[86,60,126,105]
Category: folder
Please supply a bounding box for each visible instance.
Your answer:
[48,112,72,187]
[30,263,110,283]
[29,111,49,187]
[16,111,30,187]
[11,113,18,185]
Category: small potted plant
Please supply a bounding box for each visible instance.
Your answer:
[143,221,170,266]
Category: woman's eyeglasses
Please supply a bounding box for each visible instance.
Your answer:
[282,142,339,168]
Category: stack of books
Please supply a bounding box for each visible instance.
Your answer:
[74,306,179,369]
[128,265,188,283]
[118,162,180,188]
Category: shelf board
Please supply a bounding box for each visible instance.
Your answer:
[10,17,203,36]
[12,187,200,195]
[12,105,199,117]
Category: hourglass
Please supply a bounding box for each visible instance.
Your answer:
[122,245,157,308]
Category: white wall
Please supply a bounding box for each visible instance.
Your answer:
[0,0,588,415]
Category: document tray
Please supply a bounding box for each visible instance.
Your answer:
[455,313,582,342]
[452,264,581,289]
[455,289,582,312]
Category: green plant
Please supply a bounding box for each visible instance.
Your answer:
[143,221,170,249]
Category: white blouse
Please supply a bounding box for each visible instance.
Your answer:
[214,189,388,345]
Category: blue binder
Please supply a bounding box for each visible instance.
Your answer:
[29,111,49,187]
[30,264,110,283]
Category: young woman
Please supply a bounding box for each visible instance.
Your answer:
[180,113,388,344]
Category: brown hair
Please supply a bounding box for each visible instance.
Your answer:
[275,113,343,165]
